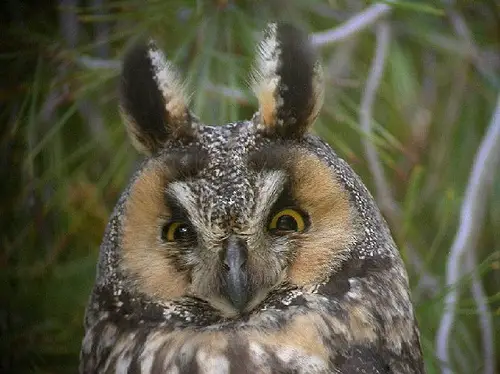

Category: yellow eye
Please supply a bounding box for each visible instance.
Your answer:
[162,221,195,242]
[268,208,307,233]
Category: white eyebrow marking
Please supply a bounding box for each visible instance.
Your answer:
[168,170,285,239]
[249,170,287,230]
[167,182,224,241]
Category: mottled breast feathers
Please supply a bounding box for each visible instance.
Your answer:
[80,22,424,374]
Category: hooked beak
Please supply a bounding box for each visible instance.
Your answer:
[221,236,249,312]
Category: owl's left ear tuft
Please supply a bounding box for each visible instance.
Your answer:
[119,40,196,155]
[251,23,324,138]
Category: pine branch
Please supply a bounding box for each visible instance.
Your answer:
[360,21,396,219]
[311,3,391,46]
[466,250,495,374]
[77,56,120,70]
[436,93,500,374]
[359,20,441,301]
[92,0,110,58]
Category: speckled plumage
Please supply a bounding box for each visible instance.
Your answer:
[81,23,424,374]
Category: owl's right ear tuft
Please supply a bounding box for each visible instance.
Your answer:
[119,40,196,155]
[251,23,324,139]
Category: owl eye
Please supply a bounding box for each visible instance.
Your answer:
[268,208,307,234]
[162,221,196,242]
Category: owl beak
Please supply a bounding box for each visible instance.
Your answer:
[222,236,249,312]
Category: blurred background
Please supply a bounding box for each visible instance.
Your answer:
[1,0,499,373]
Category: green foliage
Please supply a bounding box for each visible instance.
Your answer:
[2,0,499,372]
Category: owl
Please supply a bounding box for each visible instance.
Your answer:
[80,23,424,373]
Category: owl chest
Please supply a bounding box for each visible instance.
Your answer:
[82,312,341,374]
[82,306,404,374]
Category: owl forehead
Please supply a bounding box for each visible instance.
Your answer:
[184,121,268,227]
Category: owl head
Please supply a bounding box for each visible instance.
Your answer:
[102,22,400,319]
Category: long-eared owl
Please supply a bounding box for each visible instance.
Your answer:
[80,22,424,373]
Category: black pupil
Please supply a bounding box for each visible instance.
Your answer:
[174,224,192,241]
[162,223,194,242]
[276,215,298,231]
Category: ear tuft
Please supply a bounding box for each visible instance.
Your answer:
[120,40,196,155]
[251,23,324,138]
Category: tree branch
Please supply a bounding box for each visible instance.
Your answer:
[59,0,79,49]
[436,93,500,374]
[311,3,391,47]
[92,0,110,58]
[360,22,398,221]
[358,20,441,301]
[77,56,120,70]
[466,250,495,374]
